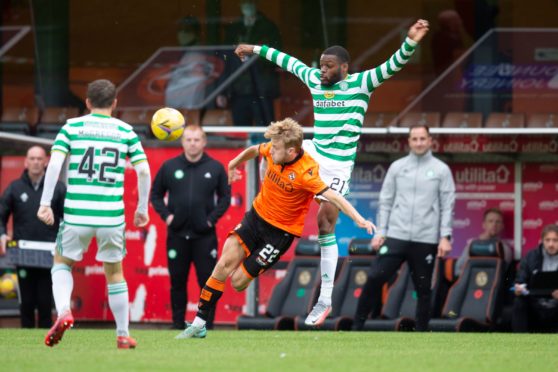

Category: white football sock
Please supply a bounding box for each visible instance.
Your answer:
[51,264,73,315]
[318,234,338,306]
[108,281,130,337]
[192,316,206,328]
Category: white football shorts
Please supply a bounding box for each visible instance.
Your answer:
[55,222,126,263]
[302,139,353,198]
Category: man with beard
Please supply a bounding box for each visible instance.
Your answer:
[234,19,429,326]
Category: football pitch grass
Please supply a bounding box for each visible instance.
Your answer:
[1,328,556,371]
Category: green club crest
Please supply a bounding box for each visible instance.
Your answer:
[174,170,184,179]
[339,81,349,91]
[379,245,388,255]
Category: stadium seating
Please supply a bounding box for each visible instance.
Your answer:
[295,238,376,331]
[362,112,397,127]
[181,109,201,126]
[429,240,505,332]
[115,108,157,140]
[526,113,557,128]
[236,238,322,330]
[442,112,483,128]
[201,109,234,126]
[0,107,39,135]
[35,107,80,138]
[484,113,525,128]
[399,112,441,128]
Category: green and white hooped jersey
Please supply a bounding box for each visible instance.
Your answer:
[52,113,147,227]
[256,37,417,167]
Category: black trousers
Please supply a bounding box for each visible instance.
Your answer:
[512,296,558,333]
[230,95,275,126]
[354,237,438,331]
[167,233,218,329]
[16,266,53,328]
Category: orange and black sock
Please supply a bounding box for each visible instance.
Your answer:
[196,276,225,321]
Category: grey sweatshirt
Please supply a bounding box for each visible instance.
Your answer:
[377,150,456,244]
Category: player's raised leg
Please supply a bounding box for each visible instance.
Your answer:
[305,202,339,326]
[176,235,246,339]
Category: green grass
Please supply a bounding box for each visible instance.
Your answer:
[1,328,556,371]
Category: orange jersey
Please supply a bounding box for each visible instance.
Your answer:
[252,142,328,236]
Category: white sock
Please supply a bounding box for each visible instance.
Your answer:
[108,281,129,337]
[318,234,338,307]
[192,316,206,328]
[51,264,73,315]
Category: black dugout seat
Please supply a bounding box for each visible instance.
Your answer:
[295,238,376,331]
[429,240,505,332]
[362,258,442,332]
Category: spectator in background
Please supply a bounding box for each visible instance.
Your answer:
[166,16,215,110]
[176,15,201,48]
[512,224,558,333]
[223,0,281,126]
[0,146,65,328]
[150,125,231,330]
[353,125,456,331]
[431,10,466,76]
[455,207,513,276]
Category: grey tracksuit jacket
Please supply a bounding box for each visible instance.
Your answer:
[377,150,455,245]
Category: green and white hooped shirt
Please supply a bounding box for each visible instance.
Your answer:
[51,113,147,227]
[255,37,417,168]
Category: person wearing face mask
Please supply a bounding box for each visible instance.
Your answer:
[352,125,456,332]
[222,0,281,126]
[0,146,66,328]
[166,16,212,110]
[234,20,430,327]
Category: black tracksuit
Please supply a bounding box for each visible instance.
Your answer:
[0,170,65,328]
[512,244,558,333]
[150,153,230,328]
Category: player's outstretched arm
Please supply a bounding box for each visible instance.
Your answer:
[362,19,429,92]
[238,43,319,88]
[322,189,376,235]
[227,145,260,184]
[38,150,67,226]
[133,161,151,228]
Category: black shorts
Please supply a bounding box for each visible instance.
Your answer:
[231,209,295,279]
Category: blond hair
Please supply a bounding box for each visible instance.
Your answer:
[264,118,303,151]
